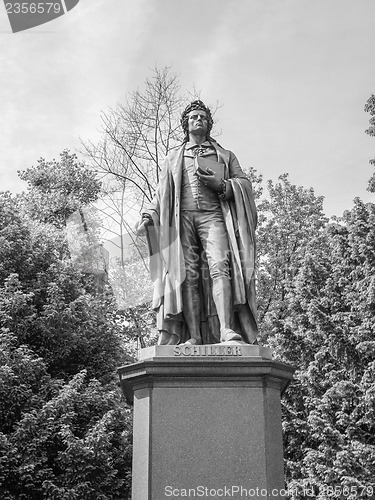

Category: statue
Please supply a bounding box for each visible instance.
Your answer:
[137,100,258,346]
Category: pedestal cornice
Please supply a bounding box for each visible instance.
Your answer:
[118,345,295,404]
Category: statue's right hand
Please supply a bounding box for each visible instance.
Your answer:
[135,216,152,236]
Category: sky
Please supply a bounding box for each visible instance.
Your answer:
[1,0,375,218]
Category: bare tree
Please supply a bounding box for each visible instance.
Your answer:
[81,67,222,321]
[80,67,195,313]
[81,67,194,273]
[83,66,187,210]
[81,65,222,252]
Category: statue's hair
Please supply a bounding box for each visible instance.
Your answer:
[181,100,214,142]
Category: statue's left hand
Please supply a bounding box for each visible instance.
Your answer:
[197,168,223,192]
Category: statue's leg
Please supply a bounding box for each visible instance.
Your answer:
[212,279,242,342]
[198,211,242,343]
[157,330,179,345]
[180,212,203,345]
[181,285,202,344]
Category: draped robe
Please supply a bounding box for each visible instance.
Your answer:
[145,141,258,344]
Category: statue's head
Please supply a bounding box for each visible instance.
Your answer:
[181,100,214,142]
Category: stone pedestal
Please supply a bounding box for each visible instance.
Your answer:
[118,345,294,500]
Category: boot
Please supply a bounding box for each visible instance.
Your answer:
[182,285,203,344]
[212,278,242,343]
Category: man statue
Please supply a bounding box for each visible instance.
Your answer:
[137,100,258,346]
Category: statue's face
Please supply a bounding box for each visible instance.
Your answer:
[188,109,208,136]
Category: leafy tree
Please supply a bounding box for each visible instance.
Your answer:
[251,156,375,496]
[277,200,375,497]
[0,155,133,498]
[18,150,101,228]
[255,173,328,344]
[0,193,123,382]
[0,331,59,436]
[364,94,375,192]
[0,367,132,499]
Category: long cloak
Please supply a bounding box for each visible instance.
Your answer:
[145,142,258,344]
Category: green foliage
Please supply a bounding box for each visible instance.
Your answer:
[252,159,375,496]
[0,331,59,435]
[0,193,61,283]
[116,302,158,358]
[255,173,328,343]
[0,194,124,382]
[0,368,132,499]
[263,198,375,496]
[364,94,375,191]
[0,151,132,498]
[18,150,101,227]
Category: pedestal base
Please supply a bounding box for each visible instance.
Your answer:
[118,345,294,500]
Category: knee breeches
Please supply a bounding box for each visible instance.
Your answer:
[180,210,231,287]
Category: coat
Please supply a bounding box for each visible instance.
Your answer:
[145,141,258,344]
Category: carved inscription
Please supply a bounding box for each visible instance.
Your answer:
[174,345,242,357]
